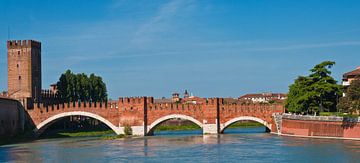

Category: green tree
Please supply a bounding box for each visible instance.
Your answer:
[56,70,108,102]
[338,79,360,114]
[285,61,342,114]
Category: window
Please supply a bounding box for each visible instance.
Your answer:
[17,64,19,68]
[19,76,21,80]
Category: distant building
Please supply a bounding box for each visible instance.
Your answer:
[154,90,206,104]
[49,84,58,94]
[342,66,360,86]
[172,92,180,102]
[239,93,287,103]
[182,96,206,104]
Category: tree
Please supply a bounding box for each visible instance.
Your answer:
[56,70,108,102]
[285,61,342,114]
[338,79,360,114]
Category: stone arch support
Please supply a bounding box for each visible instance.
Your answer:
[220,116,272,133]
[147,114,203,135]
[35,111,124,136]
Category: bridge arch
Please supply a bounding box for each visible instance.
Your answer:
[35,111,122,136]
[147,114,203,135]
[221,116,272,133]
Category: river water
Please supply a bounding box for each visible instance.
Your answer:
[1,127,360,162]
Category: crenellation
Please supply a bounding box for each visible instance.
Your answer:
[7,40,41,49]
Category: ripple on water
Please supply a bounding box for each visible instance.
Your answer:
[2,127,360,162]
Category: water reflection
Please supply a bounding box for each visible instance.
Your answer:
[2,127,360,162]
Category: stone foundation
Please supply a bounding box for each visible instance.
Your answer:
[203,124,218,134]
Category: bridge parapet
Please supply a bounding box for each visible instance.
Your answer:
[206,98,223,105]
[33,101,111,112]
[148,103,202,110]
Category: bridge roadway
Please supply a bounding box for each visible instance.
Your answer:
[26,97,284,136]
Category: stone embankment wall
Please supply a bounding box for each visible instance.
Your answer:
[280,114,360,139]
[0,97,25,138]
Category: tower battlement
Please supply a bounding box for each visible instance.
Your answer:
[7,40,41,49]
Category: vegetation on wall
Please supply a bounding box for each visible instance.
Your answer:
[56,70,108,102]
[285,61,342,114]
[337,79,360,114]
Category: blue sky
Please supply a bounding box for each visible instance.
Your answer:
[1,0,360,99]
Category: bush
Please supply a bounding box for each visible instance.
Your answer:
[124,126,132,135]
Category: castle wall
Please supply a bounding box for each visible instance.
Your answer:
[0,98,25,138]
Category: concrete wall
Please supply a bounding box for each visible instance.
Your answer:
[0,97,25,138]
[281,114,360,139]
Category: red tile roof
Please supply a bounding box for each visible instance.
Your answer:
[343,67,360,78]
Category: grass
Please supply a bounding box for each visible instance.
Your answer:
[57,130,114,137]
[227,122,263,128]
[154,121,263,131]
[39,128,118,139]
[155,124,201,131]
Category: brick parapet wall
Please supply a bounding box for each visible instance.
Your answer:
[220,103,284,131]
[27,101,119,128]
[281,115,360,139]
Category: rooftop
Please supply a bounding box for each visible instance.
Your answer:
[239,93,287,99]
[343,66,360,78]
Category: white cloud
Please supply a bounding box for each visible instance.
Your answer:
[132,0,194,44]
[244,41,360,52]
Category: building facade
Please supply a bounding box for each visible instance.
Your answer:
[342,66,360,86]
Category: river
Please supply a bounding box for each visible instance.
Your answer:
[1,127,360,162]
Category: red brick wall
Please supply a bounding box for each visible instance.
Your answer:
[147,103,204,126]
[28,101,119,128]
[281,119,360,138]
[220,103,284,131]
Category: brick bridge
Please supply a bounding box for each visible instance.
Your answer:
[26,97,284,136]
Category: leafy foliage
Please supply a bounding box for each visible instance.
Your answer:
[285,61,342,114]
[56,70,107,102]
[338,79,360,114]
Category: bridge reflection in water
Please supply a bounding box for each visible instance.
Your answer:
[4,130,359,162]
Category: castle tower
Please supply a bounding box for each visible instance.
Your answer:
[7,40,42,102]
